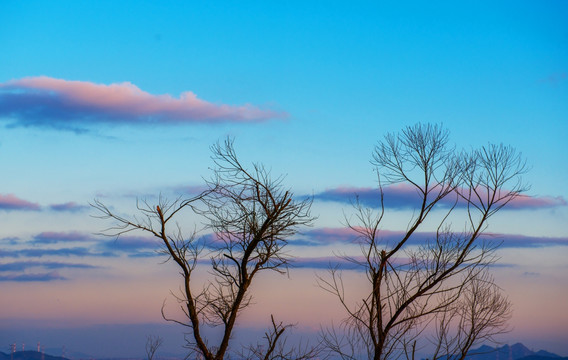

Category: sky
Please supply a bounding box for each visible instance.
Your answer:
[0,0,567,358]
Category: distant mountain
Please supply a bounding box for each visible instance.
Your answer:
[0,351,68,360]
[535,350,562,359]
[43,349,93,360]
[2,343,565,360]
[518,356,568,360]
[437,343,567,360]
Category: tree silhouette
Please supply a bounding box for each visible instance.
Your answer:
[145,335,163,360]
[319,124,524,360]
[94,138,316,360]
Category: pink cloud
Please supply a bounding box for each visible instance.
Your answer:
[0,194,40,211]
[0,76,287,131]
[506,195,567,209]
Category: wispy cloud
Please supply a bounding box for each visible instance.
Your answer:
[0,271,66,282]
[0,261,99,272]
[32,231,94,244]
[49,201,89,212]
[292,256,363,270]
[26,231,163,257]
[0,237,20,245]
[101,235,159,252]
[0,258,88,282]
[0,193,40,211]
[311,185,567,211]
[294,227,358,246]
[292,255,410,270]
[294,227,568,249]
[488,234,568,248]
[0,76,287,132]
[504,195,567,209]
[295,227,439,248]
[0,247,115,258]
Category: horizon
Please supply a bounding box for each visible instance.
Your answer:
[1,1,567,359]
[1,340,565,359]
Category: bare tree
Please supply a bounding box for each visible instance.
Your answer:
[239,315,323,360]
[319,124,525,360]
[93,138,315,360]
[146,335,163,360]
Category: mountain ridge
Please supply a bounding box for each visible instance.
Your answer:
[1,343,566,360]
[433,343,567,360]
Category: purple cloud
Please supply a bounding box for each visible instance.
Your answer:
[0,261,99,272]
[30,231,164,257]
[487,233,568,248]
[22,248,106,257]
[505,195,567,209]
[101,235,159,252]
[0,247,116,258]
[33,231,94,244]
[296,227,441,248]
[294,227,358,246]
[0,76,287,132]
[0,271,66,282]
[312,184,427,209]
[0,237,20,245]
[292,255,410,270]
[0,193,40,211]
[49,201,89,212]
[312,185,567,211]
[292,256,363,270]
[295,227,568,249]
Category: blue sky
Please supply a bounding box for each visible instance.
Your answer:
[0,1,567,358]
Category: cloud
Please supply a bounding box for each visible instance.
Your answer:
[0,247,116,258]
[0,271,66,282]
[292,255,410,270]
[0,261,99,272]
[311,185,567,211]
[292,256,363,270]
[32,231,94,244]
[294,227,358,246]
[0,258,86,282]
[522,271,541,277]
[24,231,163,258]
[488,234,568,248]
[31,231,164,256]
[311,184,430,209]
[296,227,444,248]
[0,76,287,132]
[0,236,20,245]
[101,235,159,252]
[294,227,568,249]
[505,195,567,209]
[22,248,106,257]
[49,202,89,212]
[0,193,40,211]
